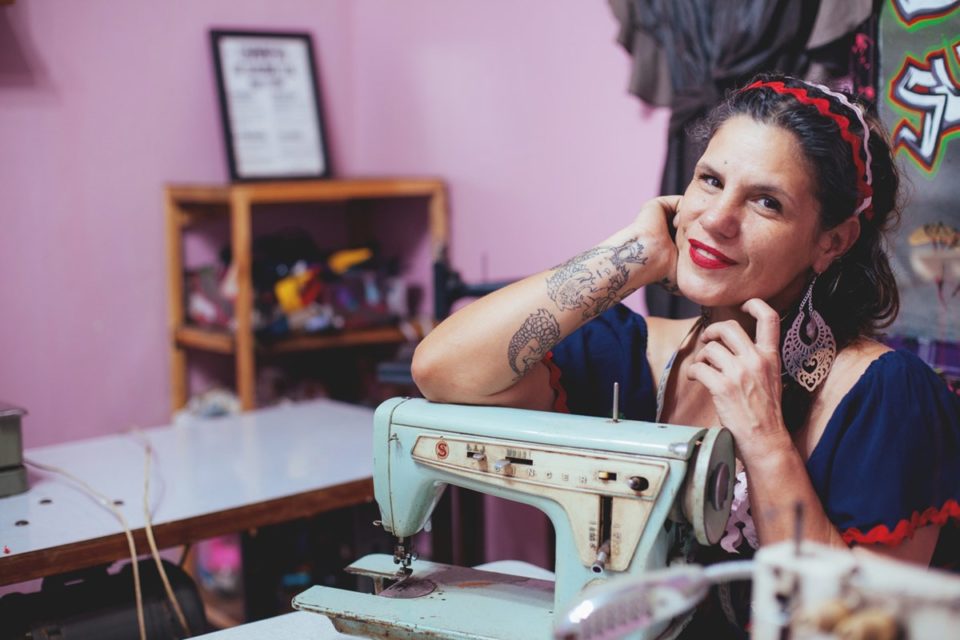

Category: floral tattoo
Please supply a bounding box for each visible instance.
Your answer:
[546,240,646,319]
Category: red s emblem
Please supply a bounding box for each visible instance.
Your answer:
[436,441,449,459]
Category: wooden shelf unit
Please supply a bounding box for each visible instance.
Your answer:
[165,178,448,411]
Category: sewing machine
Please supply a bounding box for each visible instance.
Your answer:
[293,397,735,639]
[555,537,960,639]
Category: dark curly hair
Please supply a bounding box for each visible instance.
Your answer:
[693,73,903,429]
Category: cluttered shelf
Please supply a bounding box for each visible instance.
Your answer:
[166,178,449,411]
[174,321,430,355]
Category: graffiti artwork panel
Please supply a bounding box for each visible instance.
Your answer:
[881,0,960,342]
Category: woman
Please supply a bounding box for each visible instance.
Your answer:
[412,73,959,632]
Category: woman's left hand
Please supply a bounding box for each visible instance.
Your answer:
[686,298,794,461]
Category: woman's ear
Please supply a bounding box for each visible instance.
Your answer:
[814,217,860,273]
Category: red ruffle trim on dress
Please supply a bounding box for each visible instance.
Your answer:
[543,352,569,413]
[841,499,960,546]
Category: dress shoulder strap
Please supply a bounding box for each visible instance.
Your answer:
[655,317,703,422]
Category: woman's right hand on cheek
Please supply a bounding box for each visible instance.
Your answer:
[627,195,682,292]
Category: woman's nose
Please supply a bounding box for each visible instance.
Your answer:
[698,199,741,239]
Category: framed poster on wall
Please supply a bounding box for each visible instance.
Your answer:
[211,30,331,181]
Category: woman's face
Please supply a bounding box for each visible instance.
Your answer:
[675,115,835,312]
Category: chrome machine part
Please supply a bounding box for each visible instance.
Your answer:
[379,577,437,599]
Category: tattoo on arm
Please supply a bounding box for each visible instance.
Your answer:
[658,277,680,294]
[507,308,561,378]
[546,239,647,319]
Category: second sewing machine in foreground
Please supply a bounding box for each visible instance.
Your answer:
[293,396,735,639]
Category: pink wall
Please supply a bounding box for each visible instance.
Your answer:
[0,1,668,451]
[348,2,670,285]
[0,0,355,448]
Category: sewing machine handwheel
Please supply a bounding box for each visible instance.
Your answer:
[682,427,735,545]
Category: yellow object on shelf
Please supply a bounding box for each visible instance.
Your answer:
[329,247,373,275]
[275,271,315,313]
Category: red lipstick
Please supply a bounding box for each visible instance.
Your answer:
[688,239,737,270]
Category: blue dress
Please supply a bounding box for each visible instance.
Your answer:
[547,304,960,552]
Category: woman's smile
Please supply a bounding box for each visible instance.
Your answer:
[688,239,738,269]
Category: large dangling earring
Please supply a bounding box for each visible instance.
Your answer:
[781,276,836,392]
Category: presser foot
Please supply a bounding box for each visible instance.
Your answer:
[392,537,415,578]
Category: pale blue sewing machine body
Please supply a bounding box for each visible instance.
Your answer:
[294,397,734,640]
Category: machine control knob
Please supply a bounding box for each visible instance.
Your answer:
[494,459,511,472]
[627,476,649,492]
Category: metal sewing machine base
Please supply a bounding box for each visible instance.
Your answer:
[292,553,557,640]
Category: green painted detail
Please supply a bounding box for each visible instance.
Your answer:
[896,129,960,177]
[887,0,960,32]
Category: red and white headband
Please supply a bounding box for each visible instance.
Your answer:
[743,80,874,220]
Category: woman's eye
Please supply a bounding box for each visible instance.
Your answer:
[758,196,782,212]
[700,174,721,188]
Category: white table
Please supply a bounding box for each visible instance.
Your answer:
[0,399,376,586]
[192,612,344,639]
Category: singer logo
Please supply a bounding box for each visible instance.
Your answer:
[435,440,449,459]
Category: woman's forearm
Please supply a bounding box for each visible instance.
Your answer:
[746,441,940,565]
[413,225,672,403]
[743,443,849,549]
